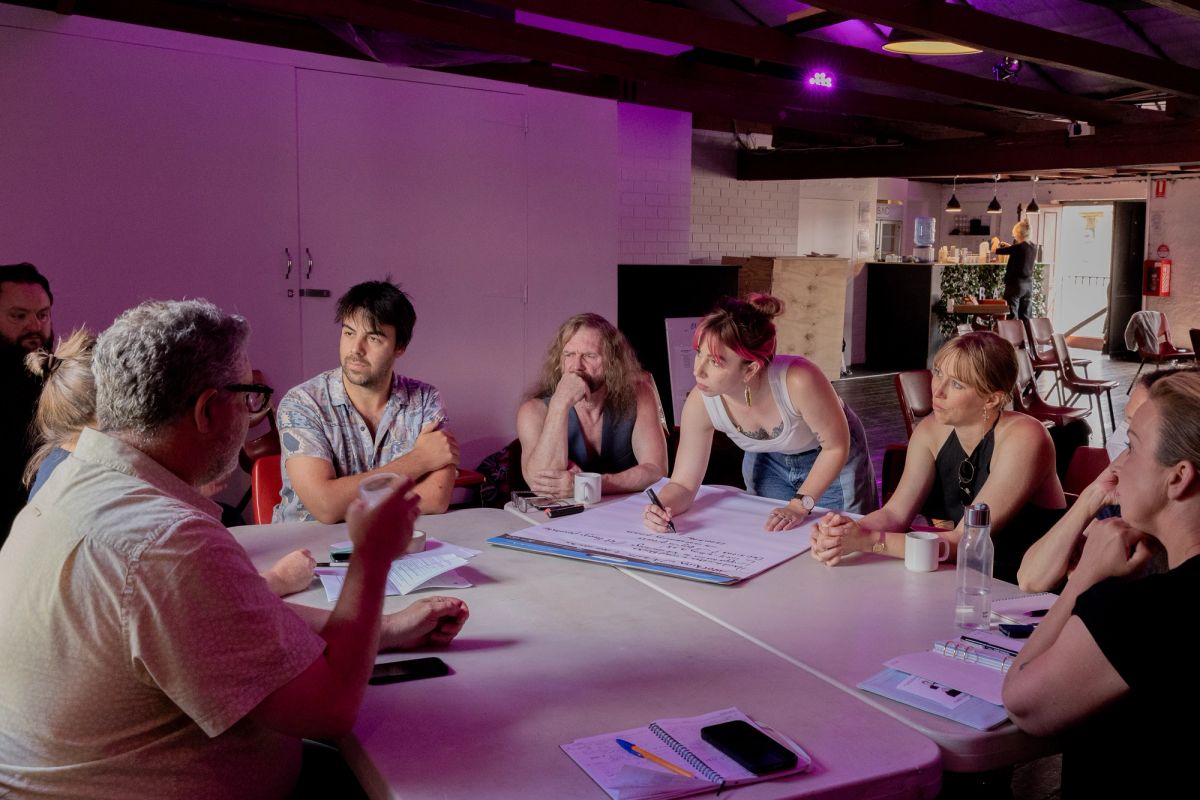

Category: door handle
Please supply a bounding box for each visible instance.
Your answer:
[305,248,314,279]
[284,248,293,279]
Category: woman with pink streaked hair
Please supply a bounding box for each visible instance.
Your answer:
[643,294,875,534]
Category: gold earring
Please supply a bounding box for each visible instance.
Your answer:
[745,383,752,406]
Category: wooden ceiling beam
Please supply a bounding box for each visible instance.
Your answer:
[440,60,933,143]
[811,0,1200,99]
[238,0,1041,135]
[737,118,1200,180]
[1140,1,1200,22]
[778,9,847,35]
[482,0,1152,124]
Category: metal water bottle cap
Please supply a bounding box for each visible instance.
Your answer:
[965,503,990,527]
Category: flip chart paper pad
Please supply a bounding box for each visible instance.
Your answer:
[497,486,813,582]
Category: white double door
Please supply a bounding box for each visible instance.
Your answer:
[1,24,530,461]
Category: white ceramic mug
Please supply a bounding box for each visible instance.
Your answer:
[905,531,950,572]
[406,529,427,555]
[574,472,602,505]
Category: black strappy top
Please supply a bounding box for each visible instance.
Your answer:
[921,417,1063,584]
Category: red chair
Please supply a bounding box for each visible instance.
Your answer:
[1063,446,1110,497]
[451,467,487,509]
[1011,348,1091,428]
[1027,317,1090,403]
[996,319,1028,351]
[894,370,933,439]
[251,454,283,525]
[1052,334,1117,444]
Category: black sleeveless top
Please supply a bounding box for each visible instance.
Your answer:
[922,420,1064,584]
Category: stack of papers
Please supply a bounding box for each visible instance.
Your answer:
[315,538,480,602]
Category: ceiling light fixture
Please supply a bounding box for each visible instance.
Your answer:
[993,57,1022,82]
[987,174,1003,215]
[882,29,982,56]
[807,70,834,89]
[946,175,962,213]
[1026,176,1041,215]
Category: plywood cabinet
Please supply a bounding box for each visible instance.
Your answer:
[722,256,850,381]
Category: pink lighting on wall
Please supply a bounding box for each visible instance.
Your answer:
[807,71,834,89]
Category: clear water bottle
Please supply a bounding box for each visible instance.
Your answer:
[955,503,994,630]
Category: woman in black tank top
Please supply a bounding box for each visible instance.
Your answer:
[810,332,1066,583]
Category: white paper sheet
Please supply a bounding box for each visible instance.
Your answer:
[503,483,814,581]
[314,538,478,602]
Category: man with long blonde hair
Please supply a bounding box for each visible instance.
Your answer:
[516,313,667,498]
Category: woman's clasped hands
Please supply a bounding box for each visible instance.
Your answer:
[810,512,864,566]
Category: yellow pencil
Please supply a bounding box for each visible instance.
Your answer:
[616,738,695,778]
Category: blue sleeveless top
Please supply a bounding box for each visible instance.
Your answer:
[544,398,638,474]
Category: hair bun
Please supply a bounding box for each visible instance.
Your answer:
[23,349,56,379]
[746,293,785,319]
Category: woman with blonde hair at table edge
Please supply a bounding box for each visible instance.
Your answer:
[1003,371,1200,798]
[643,293,876,534]
[811,331,1066,583]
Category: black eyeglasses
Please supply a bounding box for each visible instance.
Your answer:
[225,383,274,414]
[958,458,976,505]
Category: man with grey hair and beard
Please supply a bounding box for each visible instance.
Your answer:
[0,299,469,798]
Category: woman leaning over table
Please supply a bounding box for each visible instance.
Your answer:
[643,294,875,534]
[811,331,1065,583]
[1003,371,1200,798]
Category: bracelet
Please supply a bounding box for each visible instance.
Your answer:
[871,531,888,555]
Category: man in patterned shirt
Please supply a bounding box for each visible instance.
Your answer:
[274,279,459,522]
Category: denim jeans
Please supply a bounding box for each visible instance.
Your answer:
[741,406,877,514]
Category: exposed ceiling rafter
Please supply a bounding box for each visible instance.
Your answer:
[737,117,1200,179]
[483,0,1155,124]
[810,0,1200,98]
[237,0,1055,136]
[1140,1,1200,22]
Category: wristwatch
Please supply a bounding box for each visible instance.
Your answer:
[793,492,816,512]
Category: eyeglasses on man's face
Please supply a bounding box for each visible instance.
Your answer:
[225,383,274,414]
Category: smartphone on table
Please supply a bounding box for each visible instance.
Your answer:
[368,657,451,685]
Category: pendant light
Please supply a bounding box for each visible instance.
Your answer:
[1026,176,1041,215]
[882,29,982,56]
[986,174,1002,215]
[945,175,962,213]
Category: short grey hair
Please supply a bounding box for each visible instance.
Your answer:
[94,299,249,435]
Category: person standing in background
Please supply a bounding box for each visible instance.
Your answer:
[992,220,1037,321]
[0,262,53,546]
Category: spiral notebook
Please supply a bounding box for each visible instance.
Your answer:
[561,707,810,800]
[858,637,1018,730]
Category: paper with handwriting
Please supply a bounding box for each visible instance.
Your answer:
[505,484,813,580]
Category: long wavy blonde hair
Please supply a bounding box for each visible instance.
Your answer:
[527,313,644,417]
[23,328,96,487]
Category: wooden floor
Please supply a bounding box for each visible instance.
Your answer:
[834,348,1150,491]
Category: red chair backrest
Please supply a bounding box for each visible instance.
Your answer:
[996,319,1027,350]
[1063,447,1110,496]
[251,454,283,525]
[894,369,933,438]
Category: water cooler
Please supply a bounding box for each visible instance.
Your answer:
[913,216,936,263]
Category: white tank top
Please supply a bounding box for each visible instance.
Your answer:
[701,355,832,454]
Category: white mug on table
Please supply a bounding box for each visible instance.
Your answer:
[905,531,950,572]
[574,472,602,505]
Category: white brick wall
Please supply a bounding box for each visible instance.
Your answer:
[617,104,692,264]
[691,136,800,259]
